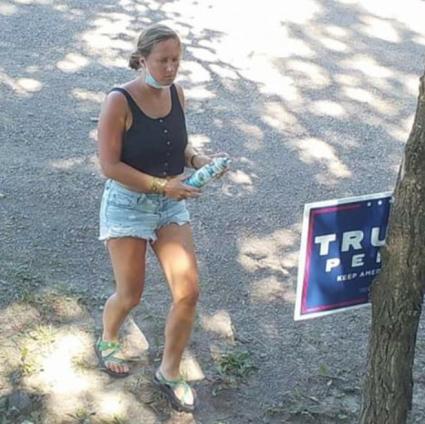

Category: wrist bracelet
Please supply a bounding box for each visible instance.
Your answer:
[150,177,167,194]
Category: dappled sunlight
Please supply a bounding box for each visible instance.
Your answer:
[209,64,239,80]
[403,74,421,96]
[186,46,217,63]
[343,86,375,104]
[241,59,301,100]
[238,229,298,275]
[412,34,425,47]
[158,0,322,51]
[289,138,351,179]
[14,78,42,92]
[387,113,415,143]
[0,2,18,15]
[119,0,150,14]
[335,73,363,88]
[89,129,98,142]
[200,309,234,339]
[96,390,131,417]
[281,250,301,270]
[80,13,134,67]
[56,53,90,73]
[358,15,400,43]
[286,59,331,89]
[0,69,43,96]
[325,25,349,38]
[0,302,158,421]
[33,332,94,394]
[180,60,212,84]
[0,302,41,341]
[262,102,302,134]
[342,55,394,80]
[188,134,211,151]
[250,276,296,304]
[184,86,216,100]
[13,0,52,4]
[342,86,398,115]
[49,153,99,174]
[233,119,263,152]
[354,0,425,35]
[309,100,347,117]
[180,349,205,380]
[0,303,40,392]
[72,88,105,104]
[319,36,348,53]
[50,157,85,170]
[221,168,256,197]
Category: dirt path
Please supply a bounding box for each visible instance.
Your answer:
[1,1,425,423]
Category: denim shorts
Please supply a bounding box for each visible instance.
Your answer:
[99,179,190,243]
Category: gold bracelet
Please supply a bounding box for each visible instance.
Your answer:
[150,177,167,194]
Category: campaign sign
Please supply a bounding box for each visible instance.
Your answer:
[294,192,393,321]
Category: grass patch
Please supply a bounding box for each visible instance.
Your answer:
[216,350,256,379]
[71,355,94,373]
[212,348,257,395]
[67,407,96,423]
[19,345,39,376]
[28,324,56,345]
[100,415,130,424]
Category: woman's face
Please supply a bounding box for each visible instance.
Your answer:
[142,38,181,85]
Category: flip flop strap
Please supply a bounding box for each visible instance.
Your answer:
[157,372,191,404]
[97,340,124,362]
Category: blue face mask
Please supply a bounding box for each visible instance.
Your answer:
[144,66,171,89]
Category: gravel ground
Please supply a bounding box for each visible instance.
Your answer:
[1,0,425,423]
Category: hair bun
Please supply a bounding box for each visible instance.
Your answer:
[129,51,141,70]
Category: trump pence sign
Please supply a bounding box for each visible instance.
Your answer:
[294,192,393,320]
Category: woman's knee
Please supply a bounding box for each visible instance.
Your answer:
[116,290,142,310]
[175,276,200,307]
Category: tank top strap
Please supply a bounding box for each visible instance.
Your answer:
[109,87,139,115]
[170,84,183,113]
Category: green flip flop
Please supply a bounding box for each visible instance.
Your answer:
[95,337,129,378]
[154,370,197,413]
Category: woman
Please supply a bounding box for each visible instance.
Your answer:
[96,24,217,412]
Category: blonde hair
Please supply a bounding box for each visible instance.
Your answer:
[129,24,181,70]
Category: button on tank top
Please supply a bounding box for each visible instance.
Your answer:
[110,85,188,177]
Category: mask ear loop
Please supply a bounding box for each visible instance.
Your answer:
[139,57,146,74]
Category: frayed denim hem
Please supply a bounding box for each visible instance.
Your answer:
[99,231,157,243]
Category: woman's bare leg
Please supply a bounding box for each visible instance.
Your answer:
[101,237,147,374]
[151,224,199,403]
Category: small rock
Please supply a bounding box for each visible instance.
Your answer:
[0,193,5,199]
[8,391,32,415]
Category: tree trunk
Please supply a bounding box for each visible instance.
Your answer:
[359,72,425,423]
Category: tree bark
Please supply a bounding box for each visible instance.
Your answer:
[359,72,425,423]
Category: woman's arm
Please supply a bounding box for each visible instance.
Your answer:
[97,91,162,193]
[184,144,211,170]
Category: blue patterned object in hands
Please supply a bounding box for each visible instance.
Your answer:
[184,157,231,188]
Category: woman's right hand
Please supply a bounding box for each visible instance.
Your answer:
[163,176,201,201]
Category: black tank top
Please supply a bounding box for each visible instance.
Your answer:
[110,85,188,177]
